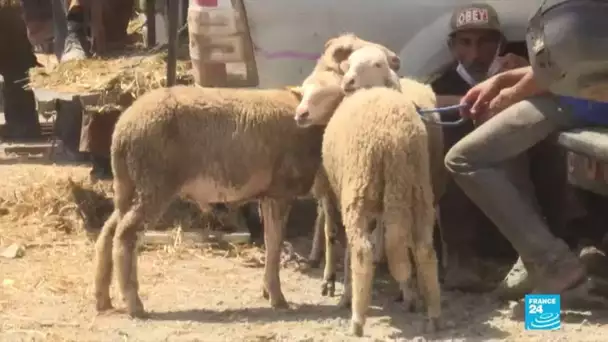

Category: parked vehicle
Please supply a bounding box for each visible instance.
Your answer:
[189,0,608,199]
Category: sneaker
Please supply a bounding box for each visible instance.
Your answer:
[534,252,586,295]
[60,21,89,62]
[494,257,536,301]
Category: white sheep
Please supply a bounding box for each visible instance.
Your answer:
[305,35,404,269]
[92,84,340,317]
[340,45,402,93]
[338,45,403,268]
[294,85,441,336]
[303,75,448,305]
[313,33,401,75]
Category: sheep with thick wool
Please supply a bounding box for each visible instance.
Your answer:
[313,33,401,76]
[294,85,442,337]
[303,34,403,266]
[304,75,447,305]
[92,84,345,317]
[340,45,402,93]
[309,44,405,297]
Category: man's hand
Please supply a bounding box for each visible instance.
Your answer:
[459,66,540,121]
[459,74,507,120]
[493,53,529,75]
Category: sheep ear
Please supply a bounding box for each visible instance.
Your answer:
[339,60,350,73]
[389,56,401,71]
[324,37,336,50]
[332,46,353,65]
[287,86,305,101]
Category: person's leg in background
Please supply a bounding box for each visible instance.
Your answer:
[495,135,590,300]
[58,0,89,61]
[2,71,41,141]
[19,0,54,52]
[445,95,587,303]
[0,4,42,141]
[530,136,586,248]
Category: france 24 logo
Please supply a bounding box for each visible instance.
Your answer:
[524,294,561,330]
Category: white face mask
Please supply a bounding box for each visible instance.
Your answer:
[456,42,502,86]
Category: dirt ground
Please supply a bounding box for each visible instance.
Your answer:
[2,161,608,341]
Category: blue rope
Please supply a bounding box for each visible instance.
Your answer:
[415,103,470,127]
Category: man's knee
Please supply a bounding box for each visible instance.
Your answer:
[444,141,473,175]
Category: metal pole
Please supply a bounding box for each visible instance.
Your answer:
[166,0,179,87]
[145,0,156,48]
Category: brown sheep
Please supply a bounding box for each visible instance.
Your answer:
[93,85,343,317]
[295,85,441,336]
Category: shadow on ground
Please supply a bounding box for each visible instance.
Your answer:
[145,284,510,340]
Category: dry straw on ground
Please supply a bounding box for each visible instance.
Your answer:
[27,13,194,103]
[0,164,246,246]
[28,51,194,103]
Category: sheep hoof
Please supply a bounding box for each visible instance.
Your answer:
[423,317,441,334]
[95,299,114,312]
[127,297,146,319]
[307,258,321,269]
[321,278,335,297]
[337,294,351,309]
[128,307,148,319]
[404,297,424,313]
[351,321,364,337]
[395,292,423,313]
[270,296,289,309]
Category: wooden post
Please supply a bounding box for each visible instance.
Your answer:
[145,0,157,48]
[166,0,179,87]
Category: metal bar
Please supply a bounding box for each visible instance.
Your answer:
[145,0,157,48]
[166,0,179,87]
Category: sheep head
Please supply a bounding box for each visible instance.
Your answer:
[319,33,400,74]
[340,45,401,94]
[294,83,345,128]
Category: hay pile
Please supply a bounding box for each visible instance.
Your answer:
[28,50,194,104]
[0,165,246,245]
[27,11,195,102]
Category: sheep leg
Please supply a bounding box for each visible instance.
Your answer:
[113,197,167,318]
[307,201,325,268]
[348,214,375,337]
[321,197,338,297]
[259,198,291,309]
[94,210,120,312]
[372,220,386,264]
[337,241,352,309]
[383,219,422,313]
[413,241,442,333]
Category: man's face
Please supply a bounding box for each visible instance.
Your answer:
[450,29,502,81]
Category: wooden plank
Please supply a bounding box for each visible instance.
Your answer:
[141,231,251,246]
[2,142,53,155]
